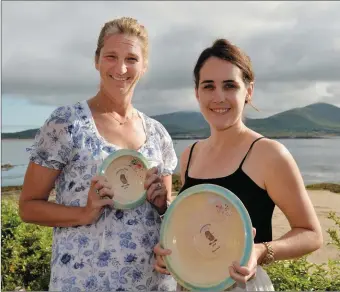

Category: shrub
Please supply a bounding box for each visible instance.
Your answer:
[1,197,339,291]
[264,212,340,291]
[172,173,182,191]
[1,199,53,291]
[327,211,340,249]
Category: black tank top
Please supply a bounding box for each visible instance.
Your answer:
[178,137,275,243]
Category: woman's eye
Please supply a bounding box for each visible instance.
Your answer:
[224,83,236,89]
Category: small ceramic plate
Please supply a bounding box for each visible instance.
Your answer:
[98,149,150,210]
[160,184,253,291]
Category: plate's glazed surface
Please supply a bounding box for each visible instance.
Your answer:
[98,150,150,210]
[160,184,253,291]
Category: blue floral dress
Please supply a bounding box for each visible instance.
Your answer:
[27,100,178,291]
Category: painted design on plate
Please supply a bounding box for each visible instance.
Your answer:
[200,224,221,254]
[216,202,232,217]
[130,158,144,169]
[115,168,130,190]
[129,157,147,180]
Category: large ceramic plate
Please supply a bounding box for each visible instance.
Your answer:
[160,184,253,291]
[98,149,150,210]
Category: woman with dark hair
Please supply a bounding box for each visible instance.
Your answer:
[153,39,323,291]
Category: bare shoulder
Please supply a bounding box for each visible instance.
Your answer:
[254,138,307,199]
[255,138,294,166]
[247,137,302,189]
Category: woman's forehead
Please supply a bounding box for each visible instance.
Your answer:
[200,58,243,81]
[102,34,143,54]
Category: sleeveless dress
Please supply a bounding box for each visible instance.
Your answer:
[176,137,275,291]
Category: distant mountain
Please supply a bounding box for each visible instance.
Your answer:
[2,102,340,140]
[2,129,39,139]
[245,102,340,137]
[151,111,208,135]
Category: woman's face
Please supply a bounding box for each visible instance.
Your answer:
[195,57,253,131]
[95,33,146,98]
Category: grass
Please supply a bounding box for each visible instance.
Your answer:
[306,183,340,194]
[1,185,23,192]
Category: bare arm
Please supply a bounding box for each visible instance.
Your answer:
[163,175,173,204]
[19,162,113,228]
[256,141,323,263]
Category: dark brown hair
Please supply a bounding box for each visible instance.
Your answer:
[193,39,254,89]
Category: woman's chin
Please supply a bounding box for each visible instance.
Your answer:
[210,122,233,132]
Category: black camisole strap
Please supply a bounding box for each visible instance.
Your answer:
[239,136,266,169]
[185,141,199,177]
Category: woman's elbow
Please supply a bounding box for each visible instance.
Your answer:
[310,228,324,252]
[18,199,31,223]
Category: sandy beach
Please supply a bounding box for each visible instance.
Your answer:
[2,188,339,264]
[272,190,340,264]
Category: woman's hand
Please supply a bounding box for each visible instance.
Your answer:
[153,243,171,275]
[144,167,167,214]
[229,228,262,284]
[81,175,114,225]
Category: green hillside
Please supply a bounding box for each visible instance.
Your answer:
[2,102,340,139]
[246,103,340,137]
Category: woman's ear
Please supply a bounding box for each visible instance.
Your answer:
[95,56,99,71]
[246,81,254,103]
[245,82,259,111]
[195,88,199,101]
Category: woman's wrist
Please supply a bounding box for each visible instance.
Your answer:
[156,202,168,216]
[254,243,268,265]
[78,207,91,226]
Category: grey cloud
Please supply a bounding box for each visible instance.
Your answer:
[2,1,340,117]
[322,83,340,107]
[327,84,340,97]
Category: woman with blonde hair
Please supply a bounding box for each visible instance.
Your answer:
[153,39,323,291]
[20,17,177,291]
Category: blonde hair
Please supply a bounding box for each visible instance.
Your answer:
[95,17,149,65]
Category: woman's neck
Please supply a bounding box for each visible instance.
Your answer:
[92,89,134,118]
[207,120,248,151]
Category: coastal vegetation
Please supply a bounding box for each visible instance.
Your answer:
[306,183,340,194]
[1,193,339,291]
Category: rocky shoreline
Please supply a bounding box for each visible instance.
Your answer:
[1,163,14,171]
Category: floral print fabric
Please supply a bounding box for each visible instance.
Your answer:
[27,100,178,291]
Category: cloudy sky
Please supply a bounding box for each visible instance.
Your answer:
[2,1,340,132]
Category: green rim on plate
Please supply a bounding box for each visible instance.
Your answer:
[160,184,253,291]
[98,149,150,210]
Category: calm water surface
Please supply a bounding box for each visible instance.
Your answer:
[2,138,340,187]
